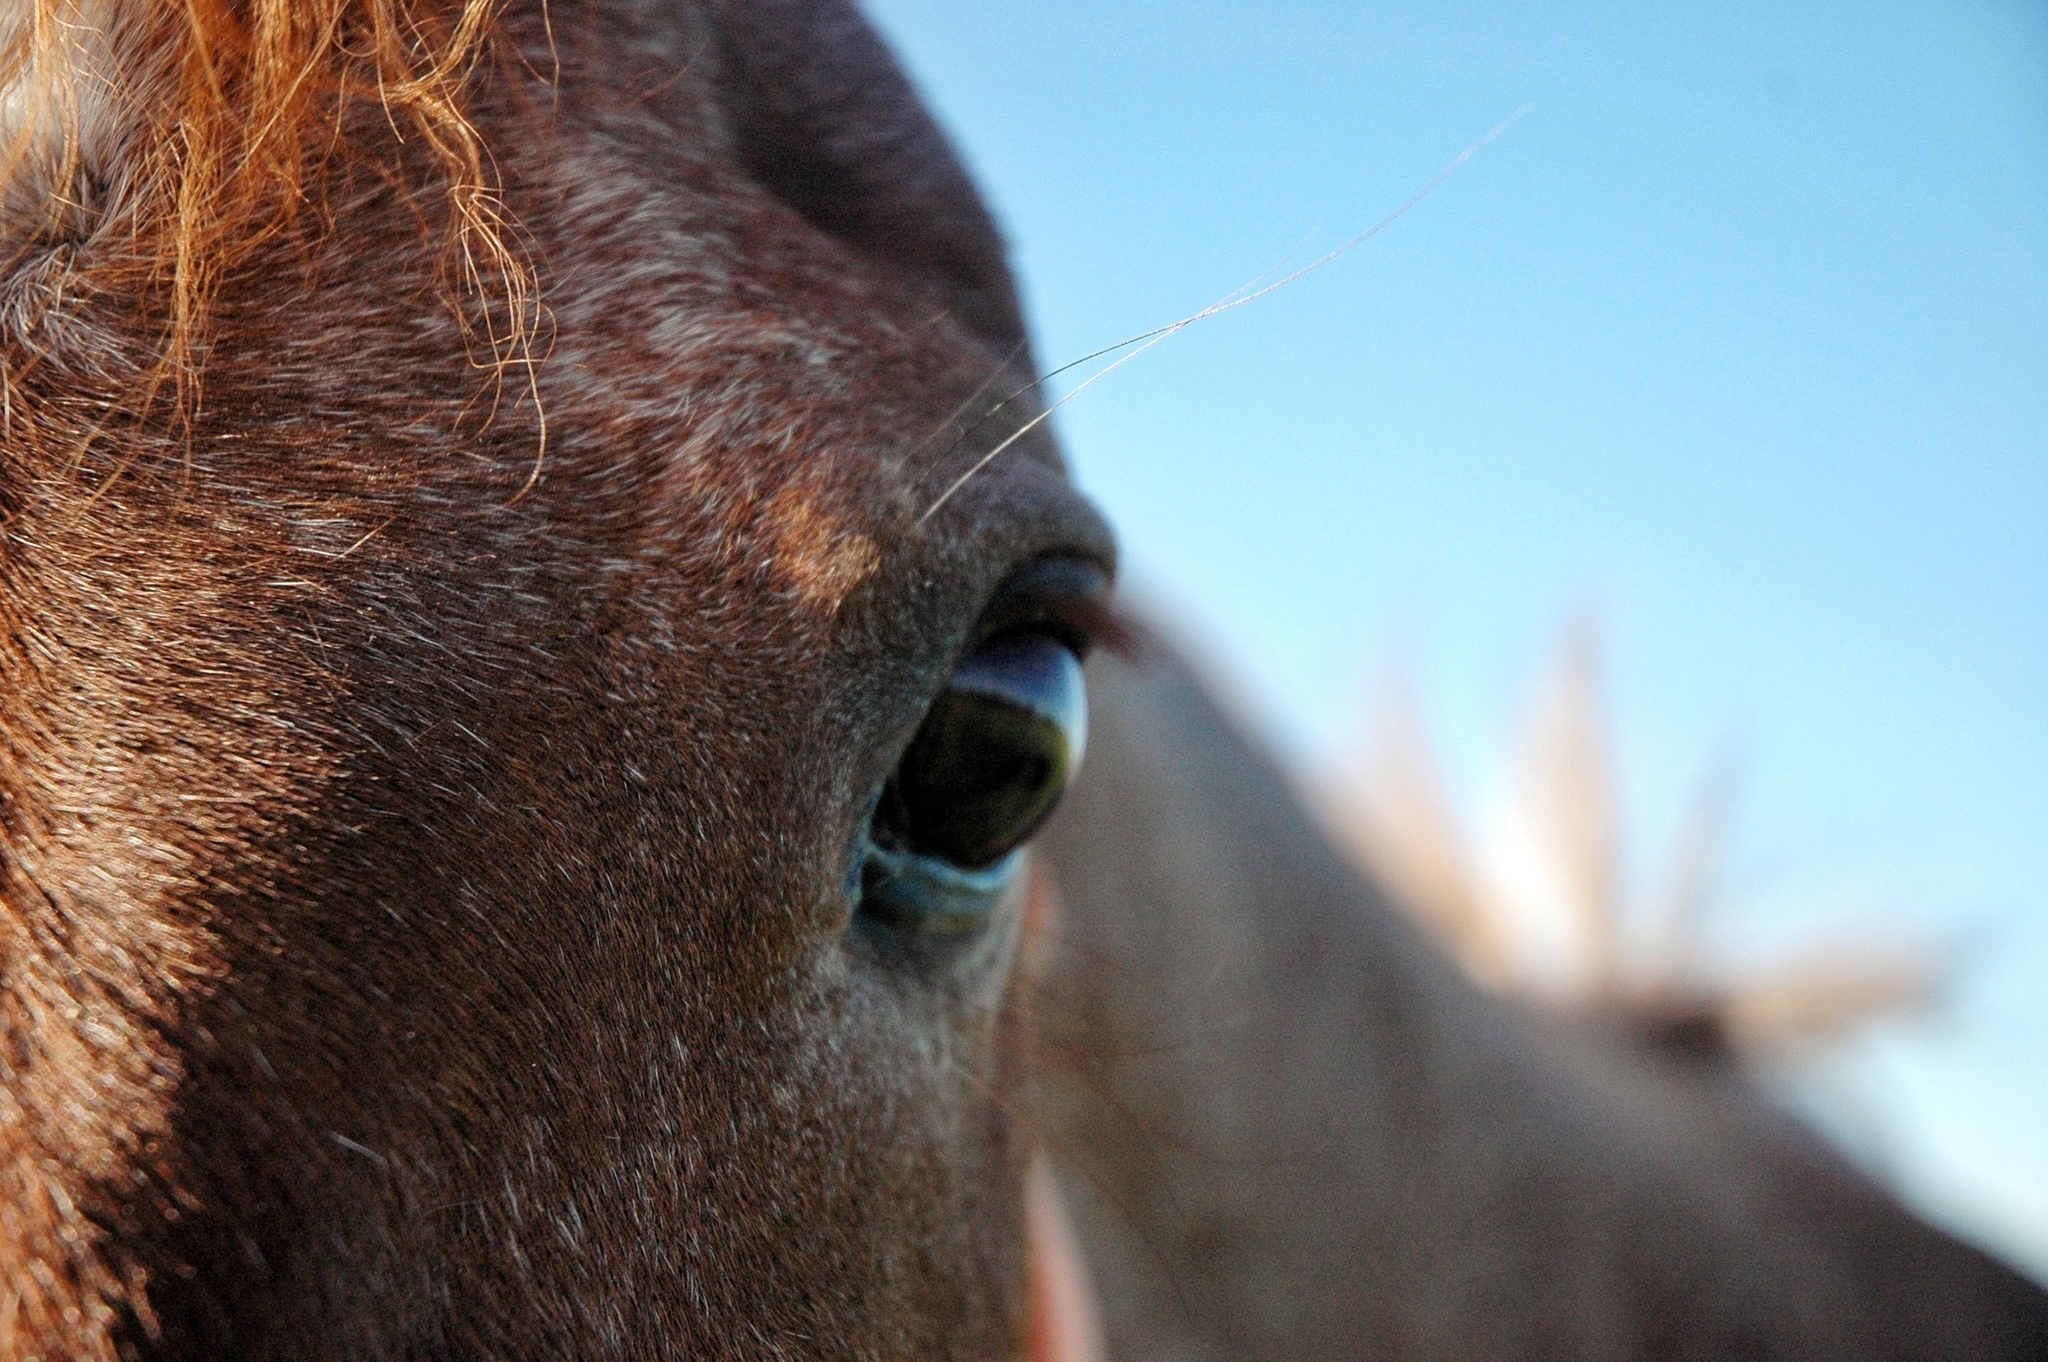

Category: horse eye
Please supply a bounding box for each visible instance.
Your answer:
[876,632,1087,872]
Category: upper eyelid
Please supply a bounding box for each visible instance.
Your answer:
[968,559,1112,654]
[999,596,1125,659]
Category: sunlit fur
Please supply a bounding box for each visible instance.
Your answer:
[1322,627,1936,1052]
[0,0,517,408]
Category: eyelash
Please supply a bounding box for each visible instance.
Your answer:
[972,574,1127,663]
[1016,596,1134,662]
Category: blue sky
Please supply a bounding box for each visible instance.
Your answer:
[860,0,2048,1275]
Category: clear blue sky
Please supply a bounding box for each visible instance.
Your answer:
[860,0,2048,1276]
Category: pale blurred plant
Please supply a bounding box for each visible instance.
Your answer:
[1322,624,1936,1054]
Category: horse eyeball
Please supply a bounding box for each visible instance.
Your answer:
[879,633,1087,871]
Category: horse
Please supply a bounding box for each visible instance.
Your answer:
[0,0,2041,1357]
[1037,643,2048,1360]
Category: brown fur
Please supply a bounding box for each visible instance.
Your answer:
[1,1,1111,1355]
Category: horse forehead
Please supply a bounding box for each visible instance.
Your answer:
[508,115,1049,616]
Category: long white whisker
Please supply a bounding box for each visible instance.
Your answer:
[915,107,1531,524]
[1016,233,1318,386]
[904,338,1032,467]
[916,323,1192,526]
[911,236,1323,489]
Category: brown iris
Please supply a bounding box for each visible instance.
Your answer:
[875,632,1087,872]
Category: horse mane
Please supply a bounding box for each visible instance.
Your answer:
[0,0,522,400]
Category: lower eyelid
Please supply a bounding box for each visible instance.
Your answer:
[858,839,1023,934]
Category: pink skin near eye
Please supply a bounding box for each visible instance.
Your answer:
[1022,857,1104,1362]
[1028,1155,1105,1362]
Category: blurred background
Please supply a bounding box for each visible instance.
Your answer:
[863,0,2047,1277]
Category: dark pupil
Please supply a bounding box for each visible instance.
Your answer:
[878,633,1085,871]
